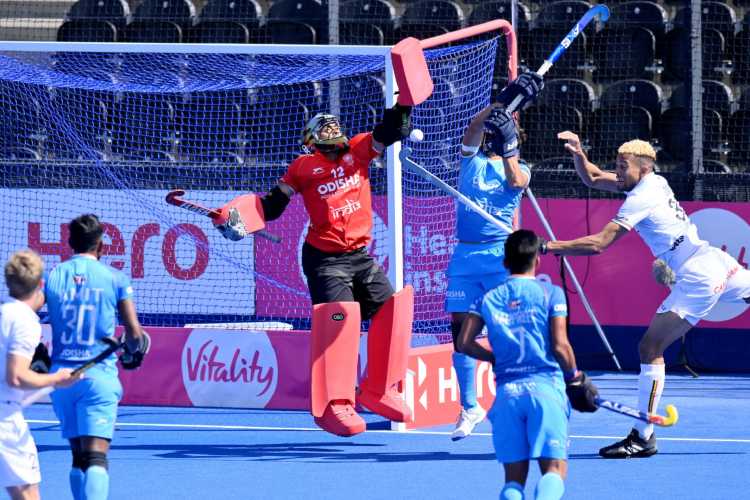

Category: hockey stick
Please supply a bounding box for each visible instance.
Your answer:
[507,4,610,113]
[21,337,126,408]
[165,189,281,243]
[399,147,513,234]
[596,397,679,427]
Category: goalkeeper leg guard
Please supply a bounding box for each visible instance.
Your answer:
[310,301,365,437]
[357,286,414,422]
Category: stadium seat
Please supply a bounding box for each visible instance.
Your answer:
[341,0,397,39]
[670,80,735,118]
[599,79,664,120]
[135,0,197,27]
[340,103,378,136]
[663,27,689,81]
[109,94,177,161]
[702,28,732,80]
[122,20,183,43]
[731,30,750,84]
[57,20,118,42]
[340,22,384,45]
[391,24,449,44]
[657,107,725,163]
[703,159,732,173]
[0,82,45,152]
[401,0,466,32]
[243,99,310,165]
[261,21,317,44]
[268,0,326,40]
[588,106,652,163]
[523,27,589,79]
[200,0,263,25]
[185,21,250,43]
[610,1,669,37]
[537,79,595,114]
[175,94,242,162]
[66,0,131,28]
[520,105,584,162]
[536,1,592,29]
[468,1,530,34]
[676,2,737,42]
[740,88,750,112]
[591,27,660,82]
[728,110,750,167]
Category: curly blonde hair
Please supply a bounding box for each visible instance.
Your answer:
[617,140,656,160]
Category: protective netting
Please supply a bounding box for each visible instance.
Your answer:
[0,40,498,340]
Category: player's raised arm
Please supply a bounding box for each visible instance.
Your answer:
[483,108,529,189]
[461,103,497,155]
[558,131,618,192]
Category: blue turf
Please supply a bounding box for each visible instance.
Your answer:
[28,373,750,499]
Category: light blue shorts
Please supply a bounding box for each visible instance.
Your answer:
[445,271,508,312]
[488,377,570,463]
[50,364,122,440]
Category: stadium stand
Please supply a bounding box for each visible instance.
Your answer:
[57,19,119,42]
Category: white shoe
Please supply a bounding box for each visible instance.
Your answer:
[451,406,486,441]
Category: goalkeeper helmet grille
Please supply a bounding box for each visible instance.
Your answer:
[302,113,349,153]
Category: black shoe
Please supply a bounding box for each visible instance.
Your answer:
[599,429,658,459]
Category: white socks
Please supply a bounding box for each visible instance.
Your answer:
[634,363,665,439]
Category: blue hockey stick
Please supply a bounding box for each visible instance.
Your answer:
[508,4,610,112]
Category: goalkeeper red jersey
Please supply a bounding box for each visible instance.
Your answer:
[280,133,380,253]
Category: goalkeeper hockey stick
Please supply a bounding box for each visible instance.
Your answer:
[507,4,610,113]
[21,337,125,408]
[165,190,281,243]
[399,148,513,234]
[596,397,679,427]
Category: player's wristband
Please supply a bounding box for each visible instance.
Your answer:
[540,240,548,255]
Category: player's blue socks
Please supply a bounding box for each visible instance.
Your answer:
[535,472,564,500]
[69,468,84,500]
[452,352,478,409]
[83,465,109,500]
[500,481,525,500]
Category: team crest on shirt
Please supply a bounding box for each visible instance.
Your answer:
[342,153,354,165]
[509,300,522,309]
[73,275,86,286]
[312,167,325,175]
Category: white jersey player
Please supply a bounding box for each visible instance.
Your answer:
[547,133,750,458]
[0,250,78,499]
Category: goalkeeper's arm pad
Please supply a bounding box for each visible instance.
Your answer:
[261,185,291,221]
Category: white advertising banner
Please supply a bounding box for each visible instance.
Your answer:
[2,189,255,316]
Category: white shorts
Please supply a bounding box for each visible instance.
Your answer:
[658,246,750,325]
[0,405,40,488]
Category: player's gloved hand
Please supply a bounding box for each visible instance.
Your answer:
[120,331,151,370]
[30,342,51,374]
[484,107,519,158]
[373,103,412,146]
[565,370,599,413]
[497,71,544,111]
[215,207,248,241]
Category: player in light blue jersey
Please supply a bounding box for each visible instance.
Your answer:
[445,72,541,440]
[457,230,599,500]
[45,214,150,500]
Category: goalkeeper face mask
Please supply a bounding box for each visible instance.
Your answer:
[302,113,349,154]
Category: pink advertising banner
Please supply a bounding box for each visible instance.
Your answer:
[255,196,750,330]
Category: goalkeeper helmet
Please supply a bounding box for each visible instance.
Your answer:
[302,113,349,153]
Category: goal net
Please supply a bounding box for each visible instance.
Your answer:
[0,39,498,340]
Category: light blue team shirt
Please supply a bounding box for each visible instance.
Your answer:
[45,254,133,367]
[468,276,568,383]
[447,153,529,277]
[455,152,529,243]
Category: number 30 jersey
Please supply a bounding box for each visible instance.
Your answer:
[45,254,133,365]
[469,276,568,383]
[612,173,707,270]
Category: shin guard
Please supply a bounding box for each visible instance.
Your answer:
[358,286,414,422]
[310,301,361,418]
